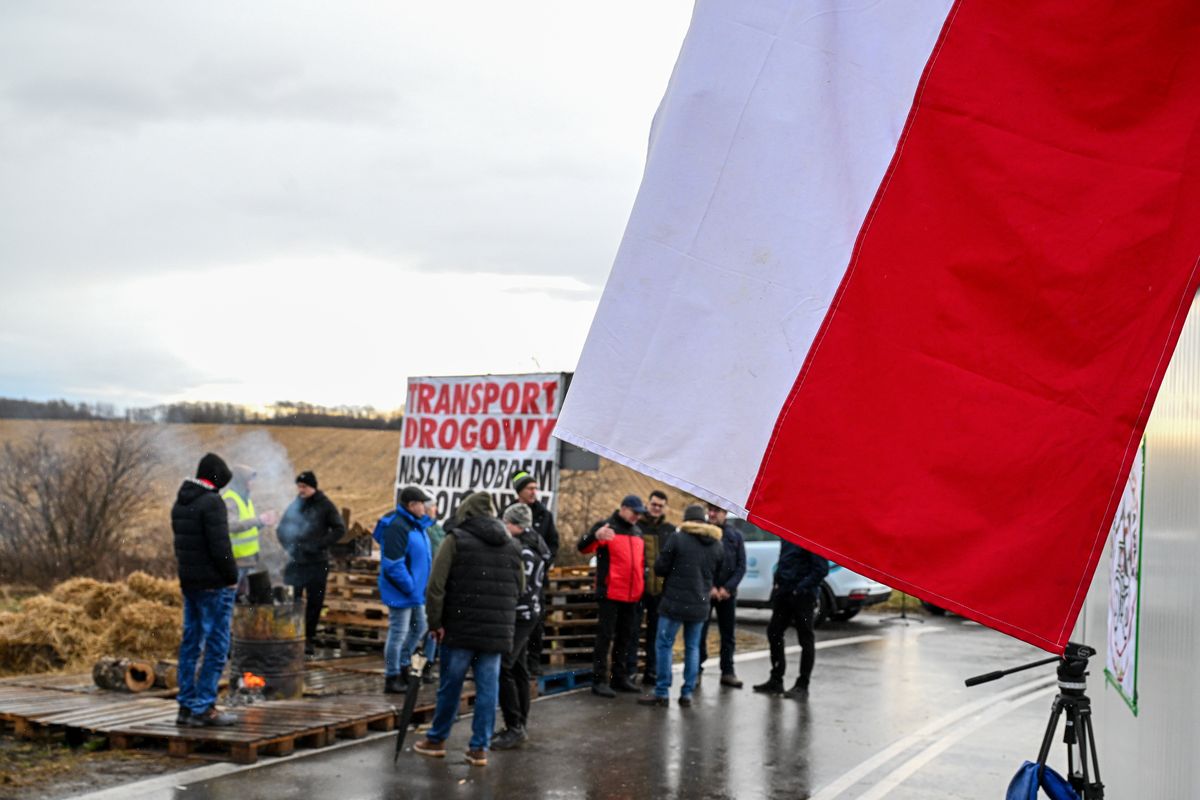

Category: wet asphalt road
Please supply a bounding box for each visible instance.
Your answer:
[75,613,1075,800]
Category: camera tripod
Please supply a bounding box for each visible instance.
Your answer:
[966,642,1105,799]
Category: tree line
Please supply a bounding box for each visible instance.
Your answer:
[0,397,403,430]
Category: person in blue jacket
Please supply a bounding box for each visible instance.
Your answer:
[373,486,435,694]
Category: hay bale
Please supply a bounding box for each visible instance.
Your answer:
[100,600,181,660]
[125,571,182,607]
[0,596,103,674]
[49,577,135,619]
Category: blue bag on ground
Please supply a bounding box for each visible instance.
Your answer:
[1006,761,1080,800]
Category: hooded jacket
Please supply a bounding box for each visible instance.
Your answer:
[172,466,238,592]
[277,490,346,566]
[372,506,434,608]
[426,493,524,653]
[655,521,725,622]
[528,499,560,562]
[516,528,551,623]
[578,511,645,603]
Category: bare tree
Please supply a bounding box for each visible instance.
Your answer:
[0,423,159,586]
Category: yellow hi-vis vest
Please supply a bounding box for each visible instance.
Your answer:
[222,489,260,560]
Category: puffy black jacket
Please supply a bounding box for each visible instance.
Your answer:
[529,500,559,562]
[714,522,747,595]
[516,528,551,622]
[172,479,238,591]
[440,517,523,652]
[277,491,346,566]
[775,540,829,595]
[655,521,725,623]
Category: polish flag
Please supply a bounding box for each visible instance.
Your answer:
[555,0,1200,652]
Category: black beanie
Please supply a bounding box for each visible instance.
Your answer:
[511,471,536,494]
[296,471,318,489]
[196,453,232,490]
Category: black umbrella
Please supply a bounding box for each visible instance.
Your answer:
[393,648,429,763]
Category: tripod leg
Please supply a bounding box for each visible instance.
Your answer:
[1081,705,1105,799]
[1036,696,1065,766]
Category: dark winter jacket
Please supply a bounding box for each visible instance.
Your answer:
[655,521,725,623]
[578,512,645,603]
[639,514,676,597]
[714,521,747,596]
[775,540,830,596]
[277,490,346,566]
[172,478,238,591]
[372,507,434,608]
[529,500,559,562]
[516,528,551,623]
[427,516,524,653]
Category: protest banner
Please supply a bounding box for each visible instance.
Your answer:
[395,373,566,518]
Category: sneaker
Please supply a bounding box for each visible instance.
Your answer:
[174,707,191,725]
[752,679,786,695]
[185,706,237,727]
[637,694,669,707]
[490,727,527,750]
[304,642,316,657]
[421,662,436,685]
[413,737,446,758]
[591,683,616,698]
[640,673,656,686]
[465,749,488,766]
[384,675,407,694]
[677,695,693,707]
[720,673,744,689]
[612,678,640,694]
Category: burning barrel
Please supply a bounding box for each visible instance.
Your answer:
[230,600,306,700]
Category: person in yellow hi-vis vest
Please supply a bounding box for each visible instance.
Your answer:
[222,465,277,595]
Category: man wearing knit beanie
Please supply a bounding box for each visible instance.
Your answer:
[511,470,559,677]
[171,453,238,727]
[277,470,346,654]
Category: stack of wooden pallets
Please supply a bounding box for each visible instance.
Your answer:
[319,556,389,651]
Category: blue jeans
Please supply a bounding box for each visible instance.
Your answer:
[655,613,704,699]
[428,646,501,750]
[385,605,428,676]
[178,587,236,715]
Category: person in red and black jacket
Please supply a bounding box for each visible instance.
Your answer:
[577,495,646,698]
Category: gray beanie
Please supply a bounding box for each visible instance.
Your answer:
[683,504,707,523]
[503,503,533,528]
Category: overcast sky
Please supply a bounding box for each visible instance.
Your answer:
[0,2,693,410]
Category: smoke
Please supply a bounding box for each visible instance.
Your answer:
[151,425,296,582]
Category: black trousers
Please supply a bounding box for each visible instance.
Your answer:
[593,598,638,684]
[500,621,536,730]
[525,610,545,676]
[288,562,329,645]
[699,594,738,675]
[767,589,817,686]
[625,593,660,679]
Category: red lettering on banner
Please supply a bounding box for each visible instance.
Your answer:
[502,418,534,451]
[452,383,470,415]
[437,419,457,449]
[536,418,556,450]
[404,416,419,448]
[482,383,501,413]
[480,418,501,450]
[543,381,558,413]
[500,382,519,414]
[416,383,435,414]
[521,382,541,413]
[460,418,479,449]
[419,417,437,448]
[432,384,450,414]
[470,383,483,414]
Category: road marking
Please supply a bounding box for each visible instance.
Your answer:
[809,673,1058,800]
[691,633,889,672]
[854,685,1056,800]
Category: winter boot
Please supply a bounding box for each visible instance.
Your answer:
[752,678,787,695]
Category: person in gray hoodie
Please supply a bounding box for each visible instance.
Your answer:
[639,504,725,707]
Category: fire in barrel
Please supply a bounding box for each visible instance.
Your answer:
[230,577,305,700]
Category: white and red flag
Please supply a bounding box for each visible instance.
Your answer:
[556,0,1200,652]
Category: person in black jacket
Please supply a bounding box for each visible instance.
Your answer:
[492,502,551,751]
[511,470,558,677]
[414,491,523,767]
[638,504,724,707]
[276,471,346,653]
[753,540,830,697]
[171,452,238,728]
[699,503,747,688]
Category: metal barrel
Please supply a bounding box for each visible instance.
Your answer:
[230,602,306,699]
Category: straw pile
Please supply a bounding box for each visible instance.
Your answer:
[0,574,183,675]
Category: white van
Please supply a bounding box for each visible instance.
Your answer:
[731,518,892,625]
